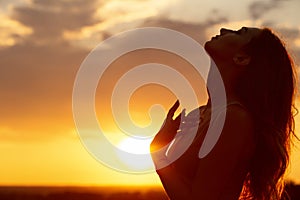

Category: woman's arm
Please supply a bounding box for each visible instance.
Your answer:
[150,100,191,198]
[156,105,255,199]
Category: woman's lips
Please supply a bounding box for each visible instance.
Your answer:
[212,35,220,40]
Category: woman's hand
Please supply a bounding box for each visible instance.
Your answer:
[150,100,184,152]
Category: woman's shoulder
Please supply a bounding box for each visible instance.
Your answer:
[207,101,255,160]
[222,102,255,148]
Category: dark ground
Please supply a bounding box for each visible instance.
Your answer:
[0,183,299,200]
[0,186,168,200]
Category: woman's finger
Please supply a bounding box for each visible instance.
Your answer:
[167,100,180,119]
[173,109,185,128]
[174,108,185,122]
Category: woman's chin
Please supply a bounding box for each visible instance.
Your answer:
[204,41,213,56]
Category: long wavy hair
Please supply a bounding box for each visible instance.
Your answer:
[235,28,298,199]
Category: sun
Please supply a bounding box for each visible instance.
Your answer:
[116,137,154,171]
[118,137,151,154]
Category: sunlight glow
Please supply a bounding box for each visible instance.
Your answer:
[118,137,152,155]
[117,137,154,171]
[294,38,300,48]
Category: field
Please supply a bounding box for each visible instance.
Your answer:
[0,186,168,200]
[0,183,299,200]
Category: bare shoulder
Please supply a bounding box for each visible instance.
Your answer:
[206,103,255,161]
[219,103,255,151]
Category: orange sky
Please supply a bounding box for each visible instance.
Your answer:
[0,0,300,186]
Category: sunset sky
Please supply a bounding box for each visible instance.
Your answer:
[0,0,300,186]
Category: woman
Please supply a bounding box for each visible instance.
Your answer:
[150,27,297,199]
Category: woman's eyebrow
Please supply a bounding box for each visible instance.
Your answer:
[236,27,248,34]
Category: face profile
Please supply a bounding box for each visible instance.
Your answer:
[204,27,261,67]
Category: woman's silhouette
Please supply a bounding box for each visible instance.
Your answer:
[150,27,298,199]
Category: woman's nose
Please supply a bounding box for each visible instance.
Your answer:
[220,28,233,35]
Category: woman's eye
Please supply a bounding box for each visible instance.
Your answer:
[236,27,247,35]
[236,29,242,34]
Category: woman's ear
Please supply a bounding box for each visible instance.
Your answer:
[233,52,251,66]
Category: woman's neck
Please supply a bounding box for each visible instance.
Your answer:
[207,61,241,106]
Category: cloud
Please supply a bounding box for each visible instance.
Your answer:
[140,14,228,44]
[1,0,299,142]
[0,43,89,136]
[271,26,300,63]
[10,0,104,44]
[249,0,287,20]
[62,0,169,48]
[0,14,32,47]
[0,1,181,141]
[0,0,106,139]
[0,13,222,141]
[276,27,300,41]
